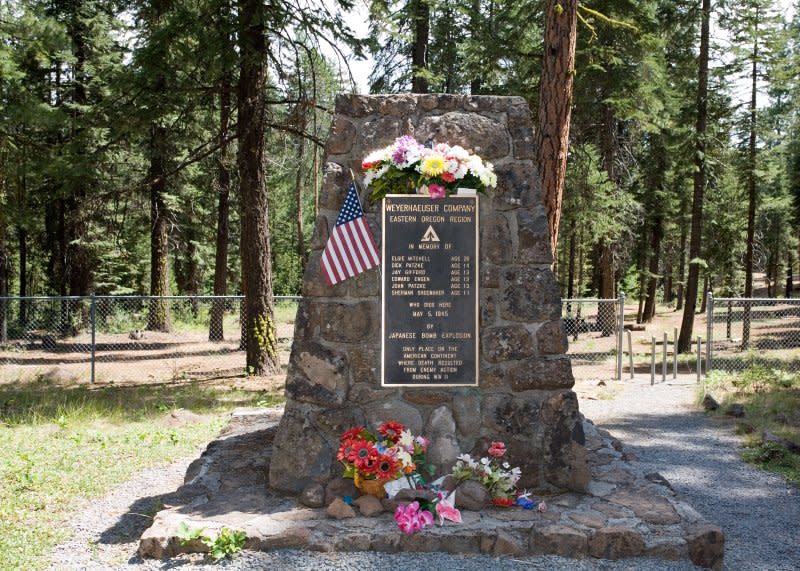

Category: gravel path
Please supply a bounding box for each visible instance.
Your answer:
[48,375,798,570]
[580,375,800,570]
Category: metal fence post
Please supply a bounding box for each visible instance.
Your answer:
[705,291,713,376]
[696,336,702,383]
[627,330,633,379]
[673,326,678,378]
[616,292,625,381]
[90,293,96,384]
[662,331,667,383]
[651,336,656,386]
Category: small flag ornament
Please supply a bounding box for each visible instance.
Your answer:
[320,182,380,285]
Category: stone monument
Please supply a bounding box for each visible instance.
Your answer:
[269,93,590,495]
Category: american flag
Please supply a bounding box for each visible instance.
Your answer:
[320,182,380,285]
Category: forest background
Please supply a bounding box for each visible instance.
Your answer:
[1,0,799,371]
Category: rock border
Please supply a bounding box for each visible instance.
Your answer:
[138,409,723,570]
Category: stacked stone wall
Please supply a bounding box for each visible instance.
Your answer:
[269,94,589,495]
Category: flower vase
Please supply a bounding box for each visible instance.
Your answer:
[355,476,387,499]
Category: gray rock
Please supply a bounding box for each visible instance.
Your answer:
[416,112,509,160]
[452,394,481,438]
[702,394,719,411]
[454,480,490,511]
[530,524,588,557]
[588,526,645,559]
[326,498,356,519]
[395,488,437,503]
[426,406,456,435]
[324,478,358,506]
[353,495,384,517]
[481,325,536,363]
[364,400,423,435]
[684,524,725,571]
[299,483,325,508]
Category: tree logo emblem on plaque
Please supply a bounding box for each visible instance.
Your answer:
[421,225,440,243]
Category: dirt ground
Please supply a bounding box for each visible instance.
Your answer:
[0,320,295,391]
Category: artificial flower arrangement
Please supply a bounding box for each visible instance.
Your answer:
[337,421,434,486]
[361,135,498,201]
[451,441,522,507]
[338,425,543,535]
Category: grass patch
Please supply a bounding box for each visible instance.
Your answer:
[0,380,283,570]
[699,367,800,486]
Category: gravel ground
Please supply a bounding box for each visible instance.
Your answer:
[47,375,799,570]
[581,375,800,571]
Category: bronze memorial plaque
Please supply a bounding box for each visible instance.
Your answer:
[382,194,479,387]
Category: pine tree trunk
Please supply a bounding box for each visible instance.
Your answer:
[567,233,576,301]
[294,133,307,267]
[699,274,709,313]
[637,244,648,323]
[787,251,794,298]
[536,0,577,261]
[147,122,172,332]
[411,0,430,93]
[742,10,759,350]
[643,214,663,323]
[210,75,233,342]
[0,215,8,343]
[676,207,687,310]
[64,6,92,299]
[664,254,673,304]
[678,0,710,353]
[17,226,27,325]
[237,0,279,375]
[598,243,616,336]
[185,231,199,317]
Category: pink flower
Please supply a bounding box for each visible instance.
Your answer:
[435,501,462,525]
[394,501,434,534]
[538,500,548,513]
[488,441,506,458]
[428,183,446,200]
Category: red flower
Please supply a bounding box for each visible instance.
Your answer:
[441,171,455,183]
[341,426,364,442]
[378,421,405,443]
[488,441,506,458]
[375,454,399,480]
[337,438,356,462]
[491,496,514,508]
[351,440,378,470]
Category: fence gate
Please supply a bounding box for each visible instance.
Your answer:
[561,295,625,381]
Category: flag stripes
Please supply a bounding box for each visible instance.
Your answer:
[320,183,380,285]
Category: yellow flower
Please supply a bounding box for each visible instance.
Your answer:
[420,153,446,176]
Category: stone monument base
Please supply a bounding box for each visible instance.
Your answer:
[138,408,724,569]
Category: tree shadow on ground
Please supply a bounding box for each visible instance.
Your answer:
[593,410,800,567]
[0,378,276,424]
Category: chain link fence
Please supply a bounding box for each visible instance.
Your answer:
[562,293,800,381]
[708,296,800,374]
[2,293,797,385]
[0,296,299,385]
[561,297,623,377]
